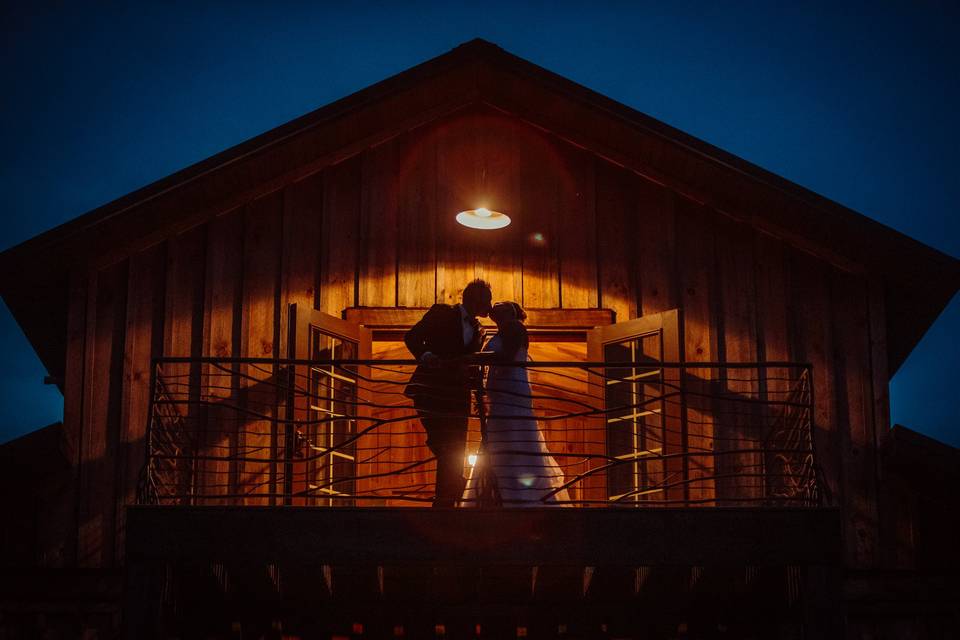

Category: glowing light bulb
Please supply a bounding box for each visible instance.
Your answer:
[475,207,491,217]
[468,454,478,467]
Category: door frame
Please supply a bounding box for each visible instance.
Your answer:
[287,303,372,506]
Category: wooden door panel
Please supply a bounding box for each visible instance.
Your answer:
[288,304,370,506]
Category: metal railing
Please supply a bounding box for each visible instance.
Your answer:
[137,357,821,508]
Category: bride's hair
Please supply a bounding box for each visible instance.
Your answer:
[495,301,527,322]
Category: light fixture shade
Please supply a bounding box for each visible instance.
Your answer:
[455,207,511,230]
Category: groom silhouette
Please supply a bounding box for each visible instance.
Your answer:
[404,279,492,507]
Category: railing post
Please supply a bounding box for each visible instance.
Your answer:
[471,364,502,508]
[756,362,769,503]
[804,365,824,507]
[283,364,295,505]
[136,359,159,505]
[679,363,690,506]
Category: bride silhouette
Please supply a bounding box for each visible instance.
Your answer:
[461,302,572,507]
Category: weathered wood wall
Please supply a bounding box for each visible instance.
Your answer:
[63,106,887,568]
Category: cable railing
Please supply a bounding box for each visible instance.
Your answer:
[137,357,821,508]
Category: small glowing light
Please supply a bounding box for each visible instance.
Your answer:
[468,454,478,467]
[519,474,535,487]
[456,207,511,230]
[531,232,544,243]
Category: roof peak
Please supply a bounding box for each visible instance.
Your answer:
[452,38,503,52]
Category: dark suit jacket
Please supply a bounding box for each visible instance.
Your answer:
[404,304,483,401]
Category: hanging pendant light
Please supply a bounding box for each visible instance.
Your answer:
[456,207,511,230]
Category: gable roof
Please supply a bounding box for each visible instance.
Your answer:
[2,38,958,380]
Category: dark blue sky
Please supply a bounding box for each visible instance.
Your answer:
[2,2,958,446]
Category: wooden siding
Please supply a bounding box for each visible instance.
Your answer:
[202,210,243,502]
[77,261,128,567]
[62,108,887,568]
[117,243,165,555]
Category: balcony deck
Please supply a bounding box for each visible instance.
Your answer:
[124,506,841,638]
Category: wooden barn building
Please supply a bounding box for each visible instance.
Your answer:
[2,39,958,639]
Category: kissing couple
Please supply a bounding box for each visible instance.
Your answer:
[404,279,571,508]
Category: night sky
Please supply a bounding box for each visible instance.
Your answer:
[2,2,957,446]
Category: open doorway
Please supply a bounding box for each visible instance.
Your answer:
[346,308,613,506]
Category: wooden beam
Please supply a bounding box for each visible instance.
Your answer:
[345,307,613,329]
[344,307,614,342]
[126,506,842,568]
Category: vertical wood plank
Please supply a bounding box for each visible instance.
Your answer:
[518,128,560,308]
[360,139,400,307]
[753,231,793,506]
[62,271,87,564]
[787,249,839,509]
[636,179,678,316]
[320,157,361,316]
[595,161,638,322]
[78,272,99,564]
[117,244,164,557]
[868,278,894,565]
[714,216,760,504]
[281,172,323,346]
[78,261,128,567]
[396,131,437,307]
[241,193,283,505]
[675,198,716,505]
[557,146,597,308]
[202,210,244,502]
[474,113,522,304]
[63,273,88,472]
[831,269,880,568]
[205,211,243,360]
[753,232,791,363]
[867,278,891,452]
[436,113,481,304]
[163,226,206,507]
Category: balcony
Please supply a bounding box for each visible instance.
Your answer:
[126,357,838,637]
[138,357,821,508]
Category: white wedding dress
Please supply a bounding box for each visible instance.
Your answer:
[461,333,572,507]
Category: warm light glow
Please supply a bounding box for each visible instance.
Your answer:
[468,454,478,467]
[456,207,511,229]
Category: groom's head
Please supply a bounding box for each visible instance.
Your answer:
[462,279,493,318]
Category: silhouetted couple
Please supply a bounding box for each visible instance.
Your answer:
[404,279,570,508]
